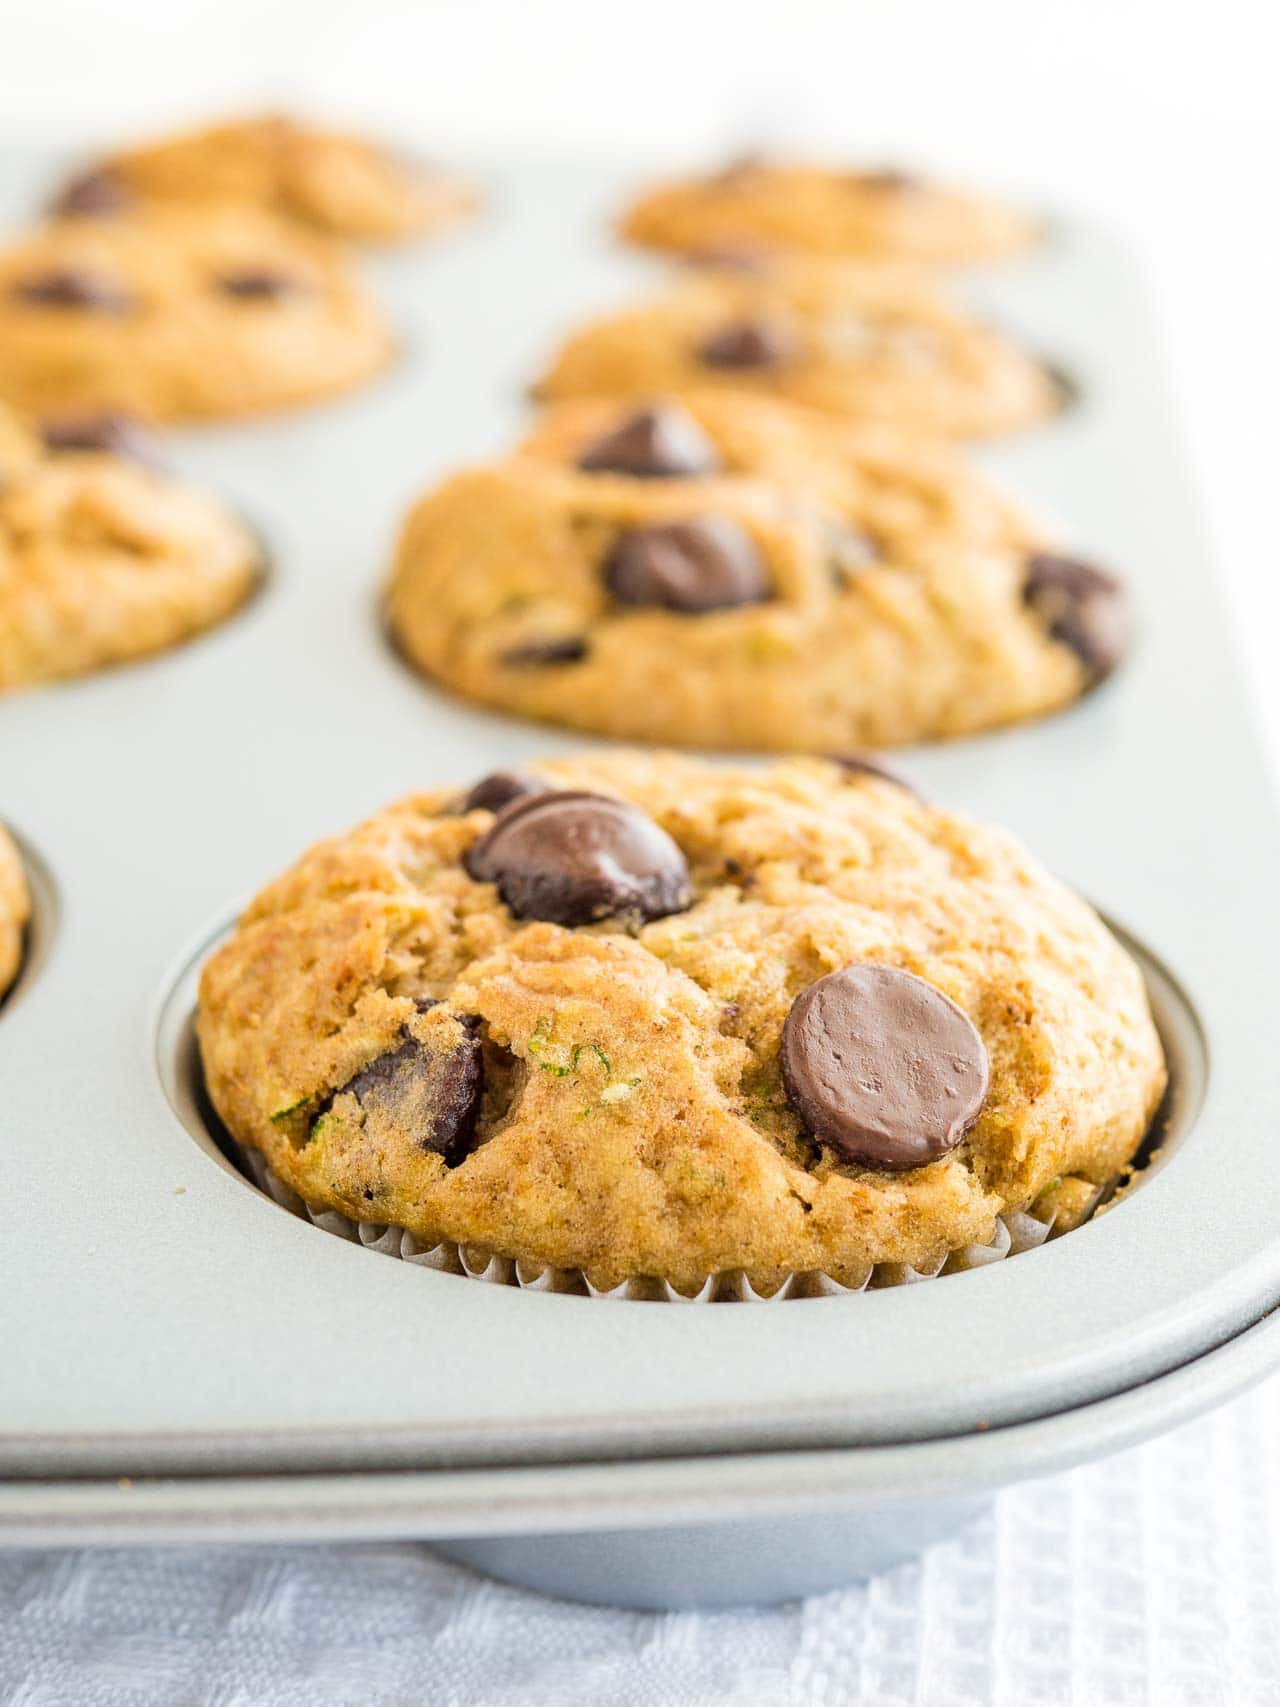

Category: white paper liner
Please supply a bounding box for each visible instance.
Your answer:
[234,1144,1094,1302]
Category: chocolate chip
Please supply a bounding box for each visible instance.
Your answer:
[780,964,989,1171]
[218,270,301,300]
[335,1016,482,1166]
[499,636,590,667]
[604,517,770,613]
[52,168,132,218]
[41,412,159,466]
[1042,361,1080,411]
[699,318,797,371]
[853,168,920,192]
[681,242,771,274]
[708,153,766,187]
[577,405,721,480]
[12,270,131,312]
[827,753,921,798]
[1023,552,1127,679]
[466,790,692,926]
[463,771,550,814]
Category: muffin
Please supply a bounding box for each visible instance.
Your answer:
[197,752,1167,1293]
[54,113,474,245]
[384,419,1125,751]
[0,823,29,1004]
[519,391,1044,553]
[0,205,394,421]
[534,261,1058,440]
[0,402,260,690]
[620,158,1036,265]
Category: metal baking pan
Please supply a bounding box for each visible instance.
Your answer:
[3,154,1279,1607]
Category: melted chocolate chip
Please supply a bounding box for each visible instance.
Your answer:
[699,318,797,371]
[465,789,692,926]
[52,168,132,218]
[335,1016,482,1166]
[463,771,550,814]
[827,753,922,799]
[41,412,159,466]
[780,964,989,1171]
[218,270,301,300]
[500,636,590,667]
[577,405,721,479]
[12,270,131,313]
[604,517,770,613]
[1023,552,1127,679]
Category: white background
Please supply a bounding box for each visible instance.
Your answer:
[5,0,1276,762]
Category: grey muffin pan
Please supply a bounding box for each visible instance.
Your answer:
[2,155,1279,1607]
[0,826,58,1019]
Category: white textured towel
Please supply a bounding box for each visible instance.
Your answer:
[3,1374,1278,1706]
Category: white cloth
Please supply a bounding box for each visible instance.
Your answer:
[3,1375,1279,1706]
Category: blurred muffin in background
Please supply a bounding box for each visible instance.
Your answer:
[0,205,395,421]
[54,112,475,245]
[621,156,1036,265]
[0,401,261,690]
[533,261,1060,440]
[519,390,1046,551]
[385,411,1125,751]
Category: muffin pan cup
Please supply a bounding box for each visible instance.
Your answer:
[188,912,1187,1303]
[2,156,1280,1606]
[0,822,58,1017]
[235,1140,1059,1297]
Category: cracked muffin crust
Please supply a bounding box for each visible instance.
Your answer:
[620,159,1037,265]
[0,822,28,1003]
[197,752,1167,1291]
[54,113,474,244]
[534,262,1059,440]
[0,205,394,421]
[384,423,1124,750]
[0,402,260,690]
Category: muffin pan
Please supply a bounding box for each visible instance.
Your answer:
[0,822,57,1016]
[3,155,1280,1606]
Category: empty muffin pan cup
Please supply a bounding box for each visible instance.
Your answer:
[3,159,1280,1607]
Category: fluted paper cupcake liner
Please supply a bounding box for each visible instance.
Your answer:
[234,1144,1097,1302]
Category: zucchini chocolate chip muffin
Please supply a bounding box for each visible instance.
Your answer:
[520,391,1043,553]
[534,262,1058,440]
[0,205,393,421]
[620,157,1036,266]
[53,113,474,245]
[197,753,1167,1293]
[385,413,1125,750]
[0,402,260,690]
[0,823,29,1003]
